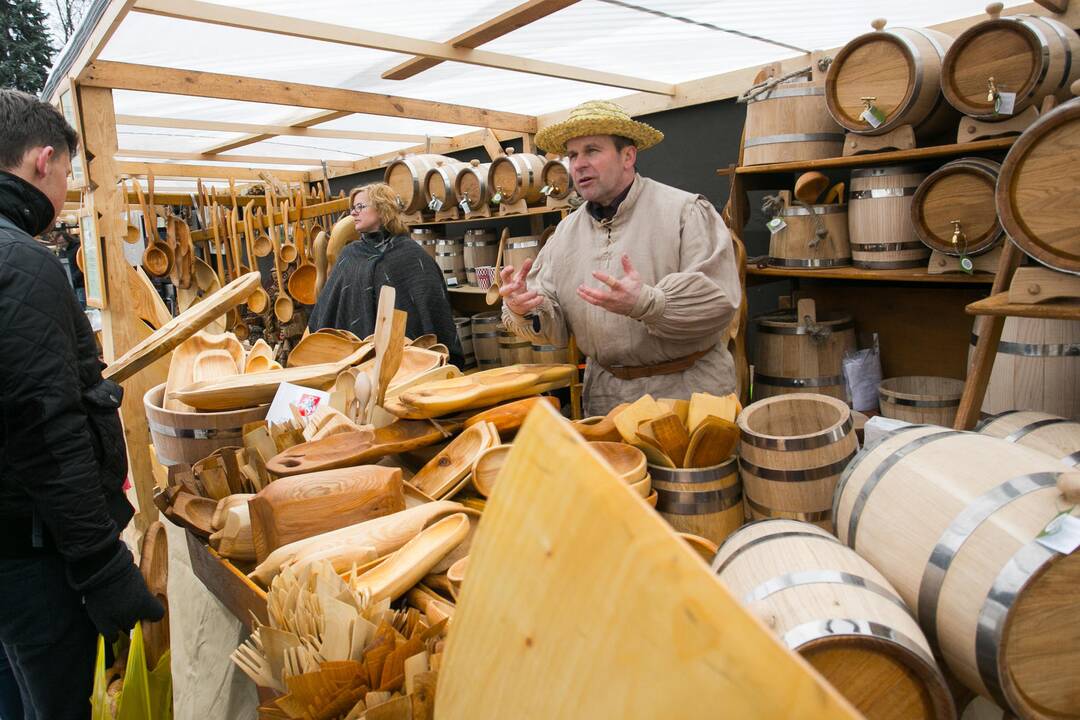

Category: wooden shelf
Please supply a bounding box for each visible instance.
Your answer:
[448,285,490,295]
[411,205,563,227]
[966,291,1080,319]
[747,264,995,285]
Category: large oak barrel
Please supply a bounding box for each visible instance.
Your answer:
[453,160,492,213]
[713,519,954,720]
[878,376,965,427]
[737,393,857,531]
[850,166,930,269]
[826,20,956,137]
[488,149,545,206]
[463,229,498,286]
[753,303,856,401]
[978,410,1080,467]
[650,458,743,546]
[384,154,457,214]
[742,74,845,166]
[995,86,1080,274]
[540,157,573,200]
[144,384,268,466]
[422,160,467,213]
[768,202,851,268]
[497,327,532,366]
[834,425,1080,717]
[454,316,476,370]
[435,236,465,287]
[471,312,501,370]
[941,7,1080,121]
[911,158,1005,256]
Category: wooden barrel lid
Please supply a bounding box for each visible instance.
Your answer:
[385,158,418,200]
[912,158,1004,256]
[425,167,451,203]
[542,159,571,198]
[942,19,1041,117]
[490,154,521,197]
[455,163,489,203]
[827,29,914,129]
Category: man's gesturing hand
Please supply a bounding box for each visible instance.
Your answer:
[577,254,643,316]
[499,259,544,315]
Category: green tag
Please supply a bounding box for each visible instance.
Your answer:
[959,256,974,275]
[491,191,503,204]
[1037,509,1080,555]
[766,217,787,235]
[860,104,886,128]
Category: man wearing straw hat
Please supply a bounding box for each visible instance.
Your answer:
[500,100,741,416]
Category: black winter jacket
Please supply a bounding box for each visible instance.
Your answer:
[0,171,133,579]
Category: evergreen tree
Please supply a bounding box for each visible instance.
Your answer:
[0,0,56,94]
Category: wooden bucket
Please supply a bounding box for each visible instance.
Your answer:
[498,327,532,366]
[410,228,437,260]
[995,92,1080,274]
[541,157,573,200]
[435,237,466,287]
[650,457,743,547]
[970,316,1080,420]
[753,303,856,401]
[941,13,1080,121]
[825,22,956,137]
[144,383,268,466]
[911,158,1005,256]
[453,160,492,214]
[504,235,542,272]
[471,312,502,370]
[463,229,498,286]
[743,77,845,166]
[977,411,1080,468]
[384,154,455,214]
[423,160,467,213]
[834,425,1080,717]
[530,343,568,364]
[454,316,476,370]
[713,519,954,720]
[488,149,546,206]
[768,202,851,268]
[849,166,930,269]
[878,376,965,427]
[737,393,857,531]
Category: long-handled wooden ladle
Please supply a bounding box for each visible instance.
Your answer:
[243,201,269,314]
[134,178,172,277]
[273,199,294,324]
[279,196,298,265]
[485,227,511,305]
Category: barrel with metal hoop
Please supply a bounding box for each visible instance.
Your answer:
[144,383,268,466]
[737,393,857,531]
[941,5,1080,122]
[878,376,965,427]
[970,316,1080,419]
[462,229,498,286]
[978,410,1080,467]
[713,519,954,720]
[471,312,501,369]
[742,70,845,166]
[530,342,568,365]
[453,159,492,214]
[454,316,476,370]
[911,158,1005,256]
[768,199,851,268]
[488,148,546,206]
[540,157,573,200]
[435,236,466,287]
[384,153,456,214]
[498,327,532,366]
[753,301,856,401]
[504,234,543,273]
[833,424,1080,717]
[849,165,929,268]
[410,228,437,260]
[650,457,743,546]
[422,159,467,213]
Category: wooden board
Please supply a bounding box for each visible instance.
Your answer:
[185,530,268,632]
[435,402,859,719]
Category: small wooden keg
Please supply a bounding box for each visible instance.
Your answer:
[488,149,546,206]
[753,301,856,401]
[849,166,929,269]
[422,160,467,213]
[971,316,1080,420]
[144,384,268,466]
[435,237,466,287]
[826,19,956,137]
[713,520,954,720]
[978,410,1080,467]
[453,159,492,214]
[540,157,573,200]
[941,6,1080,121]
[768,202,851,268]
[743,76,845,165]
[834,425,1080,717]
[410,228,437,260]
[384,154,456,214]
[454,316,477,370]
[471,312,502,370]
[737,393,858,531]
[878,376,965,427]
[650,457,743,547]
[530,343,569,364]
[497,327,532,366]
[911,158,1004,256]
[504,235,542,272]
[462,229,498,286]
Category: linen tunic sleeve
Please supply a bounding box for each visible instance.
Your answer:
[627,196,741,341]
[501,236,571,348]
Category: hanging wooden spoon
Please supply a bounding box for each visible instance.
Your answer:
[134,178,172,277]
[278,197,298,265]
[484,227,511,305]
[287,199,318,305]
[272,200,294,324]
[243,202,270,314]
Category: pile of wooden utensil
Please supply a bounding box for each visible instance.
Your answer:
[607,392,742,469]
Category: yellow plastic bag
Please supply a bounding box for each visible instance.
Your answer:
[91,622,173,720]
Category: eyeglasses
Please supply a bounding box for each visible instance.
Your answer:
[350,202,369,214]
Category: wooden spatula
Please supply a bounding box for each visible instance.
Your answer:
[365,285,407,423]
[684,416,740,468]
[794,171,828,204]
[643,412,690,468]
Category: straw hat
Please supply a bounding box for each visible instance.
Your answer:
[535,100,664,155]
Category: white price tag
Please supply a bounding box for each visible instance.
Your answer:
[995,92,1016,116]
[766,217,787,235]
[446,276,459,287]
[458,198,471,214]
[860,104,886,128]
[1037,511,1080,555]
[428,196,443,212]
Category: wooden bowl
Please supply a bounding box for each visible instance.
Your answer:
[589,442,647,483]
[472,444,511,498]
[627,474,651,498]
[645,490,658,508]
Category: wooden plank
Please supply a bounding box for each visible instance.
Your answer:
[185,530,268,631]
[201,109,349,155]
[481,128,504,161]
[734,138,1017,175]
[328,128,524,178]
[382,0,580,81]
[747,264,995,285]
[966,292,1080,320]
[436,402,860,719]
[81,60,537,133]
[44,0,136,104]
[116,149,355,167]
[115,114,443,143]
[117,161,310,182]
[132,0,672,95]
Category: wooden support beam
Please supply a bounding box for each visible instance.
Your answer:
[81,61,537,133]
[115,114,444,143]
[115,149,356,167]
[326,128,523,178]
[132,0,673,95]
[382,0,580,81]
[481,129,504,161]
[201,110,350,155]
[44,0,136,103]
[117,161,310,182]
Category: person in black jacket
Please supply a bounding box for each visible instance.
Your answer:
[0,90,163,719]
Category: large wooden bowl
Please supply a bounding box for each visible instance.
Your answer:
[589,442,647,483]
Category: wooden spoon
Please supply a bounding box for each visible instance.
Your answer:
[287,202,318,305]
[134,178,172,277]
[243,203,270,313]
[365,285,406,423]
[794,171,829,204]
[272,200,294,323]
[279,197,298,265]
[485,228,510,305]
[252,204,272,257]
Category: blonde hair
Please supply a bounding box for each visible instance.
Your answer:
[349,183,408,236]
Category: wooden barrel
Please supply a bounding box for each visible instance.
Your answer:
[825,21,956,137]
[996,90,1080,274]
[834,425,1080,717]
[977,411,1080,467]
[768,202,851,268]
[463,229,498,286]
[453,160,492,214]
[504,235,542,272]
[878,376,965,427]
[488,149,546,206]
[753,308,856,401]
[713,519,954,720]
[144,383,268,466]
[530,343,568,364]
[435,237,465,287]
[410,228,437,260]
[737,393,857,531]
[454,316,476,370]
[849,166,930,268]
[541,157,573,200]
[471,312,501,370]
[942,12,1080,121]
[384,154,456,214]
[498,327,532,366]
[423,160,467,213]
[971,316,1080,419]
[650,457,743,546]
[911,158,1005,256]
[743,77,845,166]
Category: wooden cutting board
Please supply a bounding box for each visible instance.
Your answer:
[389,364,575,419]
[248,465,406,562]
[265,418,462,477]
[435,402,859,720]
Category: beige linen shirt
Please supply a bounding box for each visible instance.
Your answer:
[502,174,741,416]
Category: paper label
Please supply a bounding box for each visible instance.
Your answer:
[458,198,471,214]
[445,276,459,287]
[428,196,443,212]
[995,92,1016,116]
[266,382,330,424]
[766,217,788,235]
[540,184,553,197]
[860,104,886,128]
[1036,510,1080,555]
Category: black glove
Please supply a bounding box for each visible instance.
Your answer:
[70,542,165,643]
